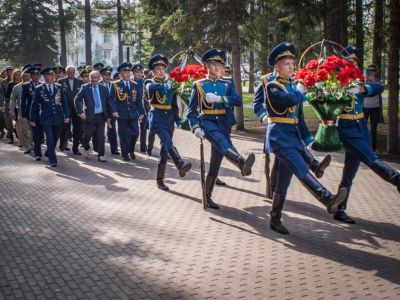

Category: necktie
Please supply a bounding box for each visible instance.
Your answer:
[93,85,101,111]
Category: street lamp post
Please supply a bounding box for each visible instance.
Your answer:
[121,32,135,62]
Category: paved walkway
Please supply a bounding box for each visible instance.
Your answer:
[0,130,399,299]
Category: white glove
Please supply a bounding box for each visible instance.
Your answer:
[349,87,360,95]
[306,141,313,150]
[261,115,269,125]
[296,83,307,94]
[194,128,205,140]
[205,93,222,103]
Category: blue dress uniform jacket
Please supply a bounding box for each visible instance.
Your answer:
[254,76,307,153]
[253,74,313,149]
[337,82,385,189]
[145,77,181,164]
[109,79,144,119]
[253,76,312,196]
[29,83,69,126]
[21,80,43,157]
[21,81,41,119]
[186,76,242,177]
[29,83,69,165]
[187,77,241,136]
[109,79,144,159]
[145,78,180,132]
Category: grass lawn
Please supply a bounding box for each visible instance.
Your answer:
[242,91,400,133]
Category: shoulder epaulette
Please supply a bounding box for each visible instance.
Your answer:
[268,80,288,93]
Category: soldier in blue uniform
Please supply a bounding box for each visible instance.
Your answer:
[99,66,119,155]
[143,69,156,156]
[29,67,69,167]
[21,66,43,160]
[131,63,149,153]
[187,48,255,209]
[255,71,332,198]
[334,46,400,224]
[109,62,144,161]
[252,43,347,234]
[145,54,192,190]
[93,63,105,72]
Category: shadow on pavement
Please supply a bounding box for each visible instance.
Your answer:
[207,194,400,285]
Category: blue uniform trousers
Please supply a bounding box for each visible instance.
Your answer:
[107,117,118,153]
[43,124,61,164]
[338,119,377,189]
[202,117,235,177]
[117,118,139,159]
[272,147,310,196]
[71,115,83,152]
[203,118,233,156]
[139,115,148,151]
[32,121,43,157]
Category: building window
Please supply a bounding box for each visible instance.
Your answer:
[103,33,112,43]
[103,50,111,60]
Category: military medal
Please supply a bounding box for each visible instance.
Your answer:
[55,89,61,105]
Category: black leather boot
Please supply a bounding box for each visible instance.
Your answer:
[301,173,347,214]
[215,177,226,186]
[268,159,279,199]
[370,160,400,193]
[205,175,219,209]
[7,132,14,144]
[156,163,169,191]
[147,132,155,156]
[333,187,356,224]
[270,193,289,234]
[225,148,255,176]
[168,147,192,177]
[302,149,331,179]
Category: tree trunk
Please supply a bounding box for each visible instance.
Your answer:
[231,16,244,130]
[248,1,255,93]
[355,0,364,68]
[249,50,255,93]
[84,0,92,65]
[325,0,348,45]
[373,0,384,76]
[341,0,348,46]
[117,0,123,64]
[387,0,399,154]
[57,0,67,66]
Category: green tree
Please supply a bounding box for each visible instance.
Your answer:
[387,0,399,154]
[325,0,348,46]
[0,0,58,66]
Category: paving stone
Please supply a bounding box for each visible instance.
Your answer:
[0,131,399,299]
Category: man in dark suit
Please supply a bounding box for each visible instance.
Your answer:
[74,70,112,162]
[58,65,83,154]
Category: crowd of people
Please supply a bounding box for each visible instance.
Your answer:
[0,45,399,236]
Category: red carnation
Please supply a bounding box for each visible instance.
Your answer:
[294,69,308,81]
[315,68,329,82]
[305,59,319,71]
[303,72,316,87]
